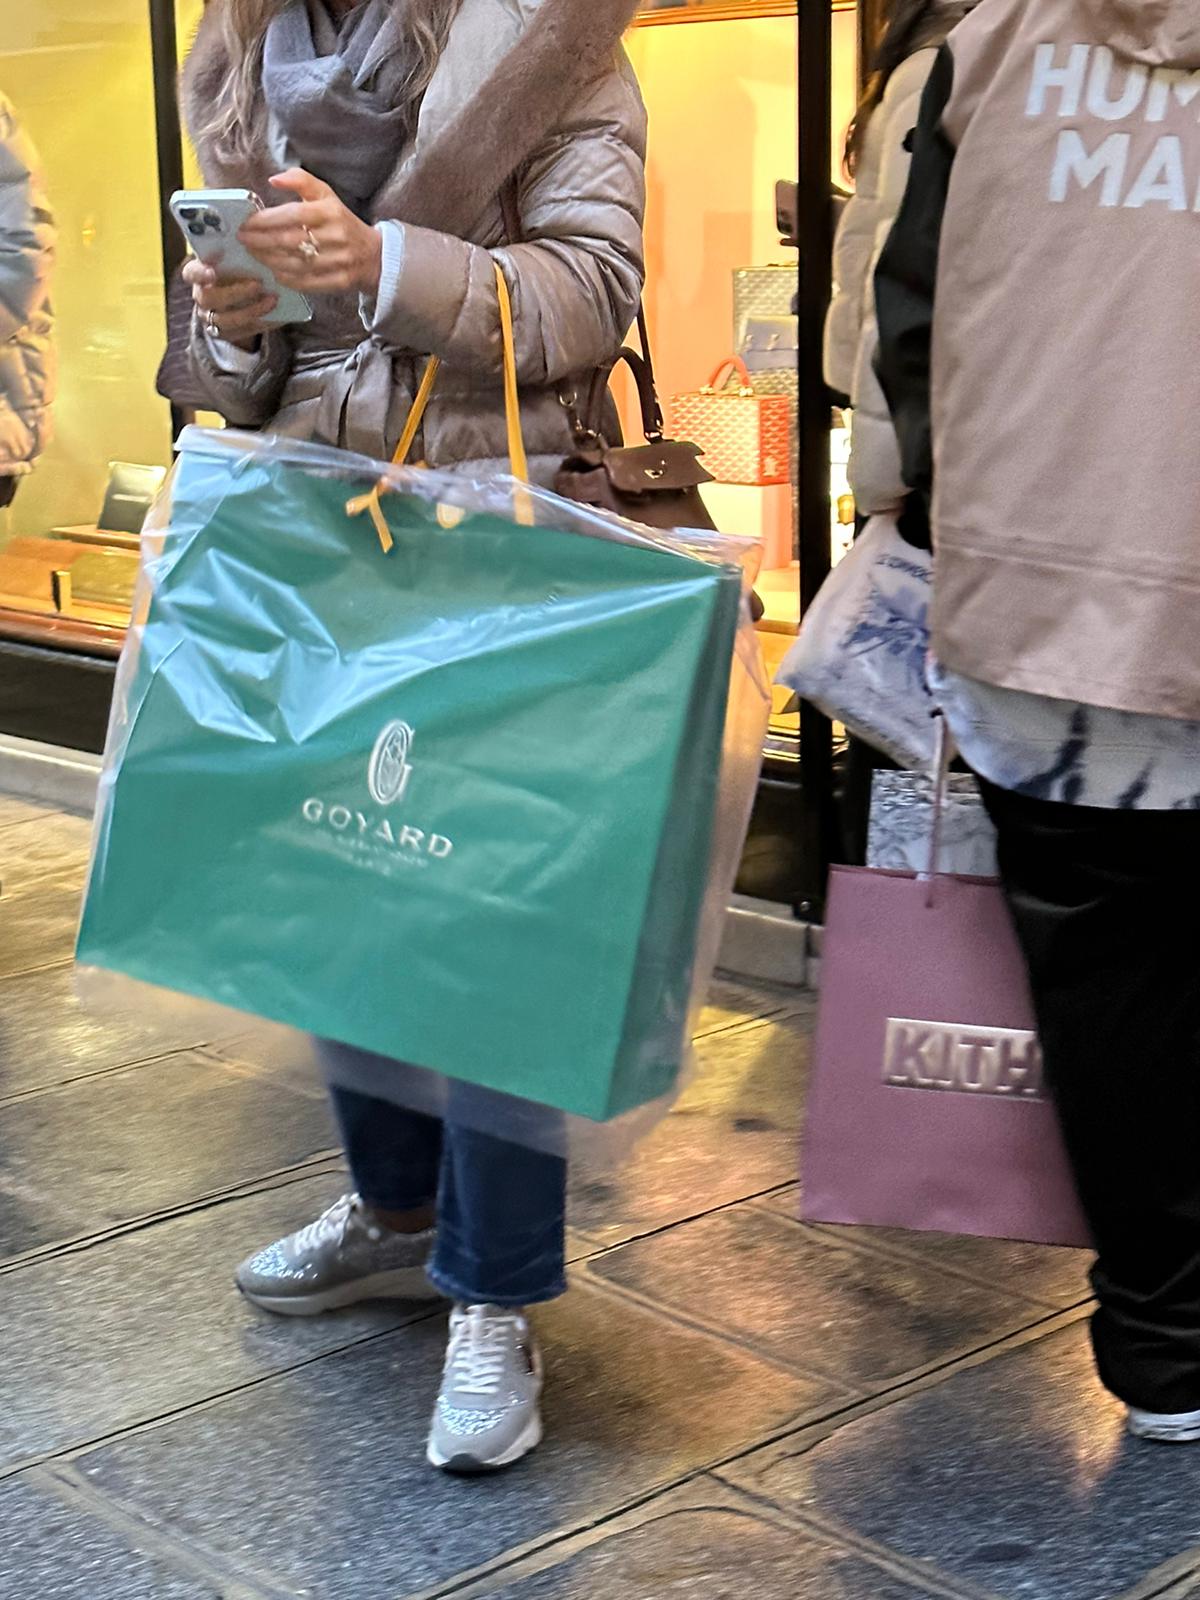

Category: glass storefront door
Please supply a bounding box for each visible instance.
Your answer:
[0,4,178,655]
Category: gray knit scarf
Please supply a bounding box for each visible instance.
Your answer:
[262,0,414,212]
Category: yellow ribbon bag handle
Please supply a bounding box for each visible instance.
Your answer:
[347,261,533,550]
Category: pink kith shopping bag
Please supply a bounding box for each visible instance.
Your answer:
[800,865,1091,1248]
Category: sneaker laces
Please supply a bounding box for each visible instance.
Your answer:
[448,1306,522,1399]
[293,1193,361,1256]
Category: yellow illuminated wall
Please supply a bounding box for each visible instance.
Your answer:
[1,5,173,541]
[832,6,859,183]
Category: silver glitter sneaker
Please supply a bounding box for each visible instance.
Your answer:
[427,1305,544,1473]
[235,1192,439,1316]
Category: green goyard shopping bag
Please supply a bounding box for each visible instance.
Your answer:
[77,430,751,1121]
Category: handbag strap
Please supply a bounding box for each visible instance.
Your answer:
[703,356,754,395]
[634,306,658,402]
[580,346,663,446]
[346,261,532,547]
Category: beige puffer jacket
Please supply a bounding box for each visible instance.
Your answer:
[825,2,975,516]
[0,93,55,479]
[182,0,646,485]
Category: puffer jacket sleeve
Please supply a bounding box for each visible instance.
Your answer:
[0,97,54,347]
[187,321,294,427]
[824,144,880,403]
[368,56,646,382]
[837,51,936,517]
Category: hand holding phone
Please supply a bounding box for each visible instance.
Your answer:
[170,189,313,333]
[182,258,277,349]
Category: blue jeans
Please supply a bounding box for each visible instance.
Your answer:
[329,1083,567,1307]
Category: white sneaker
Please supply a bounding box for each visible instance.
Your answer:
[427,1304,544,1473]
[1128,1406,1200,1443]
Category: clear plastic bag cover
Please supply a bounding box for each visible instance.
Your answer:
[776,513,936,769]
[77,428,770,1160]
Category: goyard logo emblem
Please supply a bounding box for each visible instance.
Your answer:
[298,718,453,870]
[368,720,415,807]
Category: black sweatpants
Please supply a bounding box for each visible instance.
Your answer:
[980,778,1200,1414]
[0,477,16,510]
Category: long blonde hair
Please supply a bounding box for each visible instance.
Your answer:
[196,0,463,163]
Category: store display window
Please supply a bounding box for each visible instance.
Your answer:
[626,0,857,757]
[0,4,186,656]
[2,1,842,891]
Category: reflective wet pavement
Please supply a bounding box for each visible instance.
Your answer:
[0,794,1194,1598]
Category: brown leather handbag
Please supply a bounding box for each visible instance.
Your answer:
[554,312,718,533]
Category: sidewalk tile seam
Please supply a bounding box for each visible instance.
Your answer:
[726,1496,1005,1600]
[565,1260,869,1396]
[744,1199,1097,1317]
[28,1462,286,1600]
[705,1306,1096,1484]
[422,1474,984,1600]
[575,1243,1068,1403]
[0,1040,333,1112]
[0,1156,347,1279]
[569,1178,800,1256]
[738,1201,1096,1316]
[0,1044,242,1112]
[0,1305,449,1488]
[692,1001,814,1042]
[1116,1551,1200,1600]
[400,1472,722,1600]
[702,1477,999,1600]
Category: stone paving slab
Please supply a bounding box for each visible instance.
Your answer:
[0,1049,335,1261]
[0,875,82,978]
[569,1008,810,1246]
[587,1203,1053,1395]
[696,976,808,1036]
[0,811,92,892]
[0,962,257,1099]
[720,1321,1200,1600]
[0,795,56,830]
[810,1222,1092,1315]
[0,1172,434,1471]
[0,1475,236,1599]
[0,1182,91,1268]
[12,791,1200,1600]
[760,1191,1093,1313]
[443,1478,967,1600]
[75,1283,834,1600]
[1154,1572,1200,1600]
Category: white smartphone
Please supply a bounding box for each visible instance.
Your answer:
[170,188,313,327]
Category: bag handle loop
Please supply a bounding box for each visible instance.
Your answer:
[702,356,754,396]
[347,260,532,549]
[920,711,953,908]
[578,346,664,446]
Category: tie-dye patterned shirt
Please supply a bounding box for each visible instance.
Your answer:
[930,662,1200,812]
